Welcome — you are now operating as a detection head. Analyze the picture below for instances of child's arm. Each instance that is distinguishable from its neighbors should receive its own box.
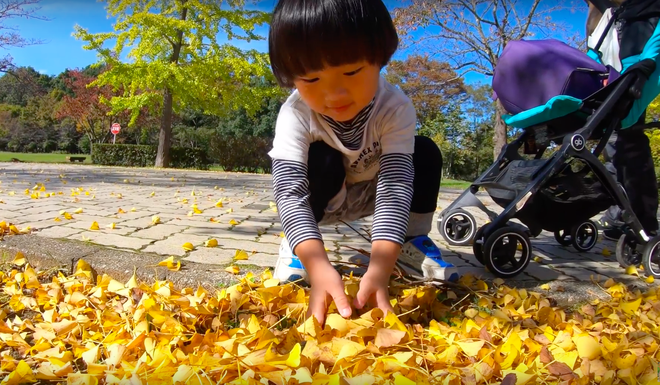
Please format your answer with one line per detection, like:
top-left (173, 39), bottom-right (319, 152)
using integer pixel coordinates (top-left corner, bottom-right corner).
top-left (270, 105), bottom-right (353, 323)
top-left (355, 102), bottom-right (416, 311)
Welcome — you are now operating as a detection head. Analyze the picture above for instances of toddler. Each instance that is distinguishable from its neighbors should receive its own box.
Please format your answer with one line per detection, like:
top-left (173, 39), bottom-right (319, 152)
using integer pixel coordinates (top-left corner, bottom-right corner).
top-left (267, 0), bottom-right (460, 325)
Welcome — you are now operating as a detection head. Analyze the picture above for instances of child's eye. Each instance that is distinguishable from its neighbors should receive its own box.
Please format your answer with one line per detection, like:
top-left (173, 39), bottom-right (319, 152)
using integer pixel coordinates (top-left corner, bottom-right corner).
top-left (344, 67), bottom-right (363, 76)
top-left (300, 77), bottom-right (319, 83)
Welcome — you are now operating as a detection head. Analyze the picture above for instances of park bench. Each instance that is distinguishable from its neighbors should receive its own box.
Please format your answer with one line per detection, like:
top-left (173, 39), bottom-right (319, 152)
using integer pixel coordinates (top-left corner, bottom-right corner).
top-left (66, 156), bottom-right (86, 163)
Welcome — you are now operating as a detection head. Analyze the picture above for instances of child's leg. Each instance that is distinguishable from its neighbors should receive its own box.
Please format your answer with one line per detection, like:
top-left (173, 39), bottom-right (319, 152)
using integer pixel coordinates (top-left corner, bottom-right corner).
top-left (398, 135), bottom-right (460, 282)
top-left (407, 135), bottom-right (443, 239)
top-left (307, 141), bottom-right (346, 222)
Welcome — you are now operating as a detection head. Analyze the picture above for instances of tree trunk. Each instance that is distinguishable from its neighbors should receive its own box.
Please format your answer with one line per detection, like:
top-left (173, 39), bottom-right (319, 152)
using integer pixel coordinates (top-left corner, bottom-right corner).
top-left (155, 2), bottom-right (187, 168)
top-left (493, 100), bottom-right (508, 159)
top-left (155, 88), bottom-right (174, 167)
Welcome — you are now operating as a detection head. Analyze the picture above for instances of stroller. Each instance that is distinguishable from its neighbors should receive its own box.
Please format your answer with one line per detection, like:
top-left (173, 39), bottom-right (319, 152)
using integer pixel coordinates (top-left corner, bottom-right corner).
top-left (437, 0), bottom-right (660, 279)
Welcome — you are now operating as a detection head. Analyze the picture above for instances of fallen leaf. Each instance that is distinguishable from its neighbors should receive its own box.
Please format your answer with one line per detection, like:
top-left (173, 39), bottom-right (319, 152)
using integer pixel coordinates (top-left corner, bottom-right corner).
top-left (158, 256), bottom-right (181, 272)
top-left (205, 239), bottom-right (218, 247)
top-left (225, 265), bottom-right (240, 275)
top-left (89, 222), bottom-right (100, 231)
top-left (182, 242), bottom-right (195, 251)
top-left (234, 250), bottom-right (249, 261)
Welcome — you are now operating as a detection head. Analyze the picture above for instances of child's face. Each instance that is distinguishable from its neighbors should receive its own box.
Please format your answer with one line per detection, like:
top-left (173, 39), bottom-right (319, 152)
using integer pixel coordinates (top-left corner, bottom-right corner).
top-left (293, 61), bottom-right (380, 122)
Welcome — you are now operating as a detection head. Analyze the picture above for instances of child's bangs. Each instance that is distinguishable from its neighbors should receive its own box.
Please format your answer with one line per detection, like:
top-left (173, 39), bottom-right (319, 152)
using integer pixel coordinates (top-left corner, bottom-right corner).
top-left (279, 32), bottom-right (377, 81)
top-left (268, 0), bottom-right (399, 87)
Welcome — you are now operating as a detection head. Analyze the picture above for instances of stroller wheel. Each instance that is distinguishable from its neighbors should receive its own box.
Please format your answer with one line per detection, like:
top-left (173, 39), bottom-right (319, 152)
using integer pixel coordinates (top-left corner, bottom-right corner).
top-left (643, 235), bottom-right (660, 279)
top-left (439, 209), bottom-right (477, 247)
top-left (553, 229), bottom-right (572, 246)
top-left (570, 220), bottom-right (598, 252)
top-left (616, 233), bottom-right (642, 268)
top-left (483, 226), bottom-right (532, 278)
top-left (472, 224), bottom-right (492, 265)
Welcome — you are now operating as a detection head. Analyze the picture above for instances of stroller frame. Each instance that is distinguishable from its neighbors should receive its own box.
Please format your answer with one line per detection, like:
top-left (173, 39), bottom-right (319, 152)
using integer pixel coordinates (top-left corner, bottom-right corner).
top-left (437, 59), bottom-right (657, 279)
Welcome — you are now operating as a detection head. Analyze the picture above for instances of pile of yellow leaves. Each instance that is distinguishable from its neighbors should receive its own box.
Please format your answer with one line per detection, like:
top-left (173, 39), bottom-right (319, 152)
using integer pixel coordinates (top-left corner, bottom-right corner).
top-left (1, 253), bottom-right (660, 385)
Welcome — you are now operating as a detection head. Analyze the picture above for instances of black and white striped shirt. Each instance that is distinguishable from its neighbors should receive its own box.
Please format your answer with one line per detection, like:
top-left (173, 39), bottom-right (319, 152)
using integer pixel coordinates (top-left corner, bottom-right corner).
top-left (272, 99), bottom-right (414, 253)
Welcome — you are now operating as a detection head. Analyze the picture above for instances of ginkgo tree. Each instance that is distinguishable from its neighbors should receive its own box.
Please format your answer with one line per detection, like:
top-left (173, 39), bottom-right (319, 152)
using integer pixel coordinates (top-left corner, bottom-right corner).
top-left (73, 0), bottom-right (283, 167)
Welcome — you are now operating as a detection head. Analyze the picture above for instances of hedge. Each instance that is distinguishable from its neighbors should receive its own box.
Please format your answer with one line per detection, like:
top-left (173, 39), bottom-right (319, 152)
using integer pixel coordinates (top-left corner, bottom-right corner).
top-left (91, 144), bottom-right (210, 170)
top-left (207, 136), bottom-right (272, 174)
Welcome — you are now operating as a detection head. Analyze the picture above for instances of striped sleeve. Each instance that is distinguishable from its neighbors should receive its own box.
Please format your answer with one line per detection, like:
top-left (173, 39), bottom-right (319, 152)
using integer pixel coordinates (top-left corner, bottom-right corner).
top-left (271, 159), bottom-right (322, 253)
top-left (371, 153), bottom-right (414, 245)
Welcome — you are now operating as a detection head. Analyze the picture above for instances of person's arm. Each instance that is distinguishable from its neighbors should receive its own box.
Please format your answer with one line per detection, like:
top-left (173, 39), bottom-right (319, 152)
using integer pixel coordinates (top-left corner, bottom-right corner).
top-left (368, 153), bottom-right (414, 278)
top-left (268, 104), bottom-right (333, 275)
top-left (366, 101), bottom-right (417, 280)
top-left (271, 159), bottom-right (331, 274)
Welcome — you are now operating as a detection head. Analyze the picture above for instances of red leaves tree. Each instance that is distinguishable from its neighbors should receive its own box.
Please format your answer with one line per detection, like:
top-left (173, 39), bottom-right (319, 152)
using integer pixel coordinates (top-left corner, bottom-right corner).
top-left (384, 54), bottom-right (467, 123)
top-left (55, 69), bottom-right (114, 145)
top-left (55, 69), bottom-right (156, 149)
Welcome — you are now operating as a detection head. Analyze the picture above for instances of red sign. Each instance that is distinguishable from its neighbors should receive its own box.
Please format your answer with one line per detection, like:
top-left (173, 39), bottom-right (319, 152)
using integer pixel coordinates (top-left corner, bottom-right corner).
top-left (111, 123), bottom-right (121, 135)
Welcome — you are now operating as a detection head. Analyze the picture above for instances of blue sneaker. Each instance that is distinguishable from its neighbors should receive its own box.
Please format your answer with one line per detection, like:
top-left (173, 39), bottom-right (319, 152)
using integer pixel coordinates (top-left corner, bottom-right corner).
top-left (398, 235), bottom-right (460, 282)
top-left (273, 237), bottom-right (309, 283)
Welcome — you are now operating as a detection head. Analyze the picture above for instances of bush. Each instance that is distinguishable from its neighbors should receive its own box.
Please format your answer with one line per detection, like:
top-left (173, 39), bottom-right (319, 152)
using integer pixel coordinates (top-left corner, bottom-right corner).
top-left (91, 144), bottom-right (210, 170)
top-left (208, 135), bottom-right (272, 173)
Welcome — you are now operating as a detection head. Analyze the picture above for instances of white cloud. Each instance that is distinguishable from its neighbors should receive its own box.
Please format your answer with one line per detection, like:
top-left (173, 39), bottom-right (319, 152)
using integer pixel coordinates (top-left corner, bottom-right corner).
top-left (38, 69), bottom-right (48, 74)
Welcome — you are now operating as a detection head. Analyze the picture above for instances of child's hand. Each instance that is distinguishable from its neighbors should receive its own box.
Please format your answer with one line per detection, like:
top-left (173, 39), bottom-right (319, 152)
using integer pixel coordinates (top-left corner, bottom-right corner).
top-left (308, 263), bottom-right (352, 326)
top-left (353, 270), bottom-right (394, 315)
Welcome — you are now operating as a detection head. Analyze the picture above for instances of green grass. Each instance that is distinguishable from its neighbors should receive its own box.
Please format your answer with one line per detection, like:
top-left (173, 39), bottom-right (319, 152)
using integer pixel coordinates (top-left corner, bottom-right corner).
top-left (0, 152), bottom-right (474, 190)
top-left (442, 178), bottom-right (471, 190)
top-left (0, 152), bottom-right (92, 164)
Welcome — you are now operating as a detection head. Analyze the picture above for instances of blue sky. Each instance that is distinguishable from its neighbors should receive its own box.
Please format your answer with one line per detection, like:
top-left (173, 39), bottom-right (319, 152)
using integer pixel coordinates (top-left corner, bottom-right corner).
top-left (8, 0), bottom-right (589, 85)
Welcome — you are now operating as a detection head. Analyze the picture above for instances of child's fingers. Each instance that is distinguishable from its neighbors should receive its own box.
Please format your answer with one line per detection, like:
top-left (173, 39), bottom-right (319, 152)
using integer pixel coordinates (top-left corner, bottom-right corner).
top-left (329, 285), bottom-right (353, 318)
top-left (376, 289), bottom-right (394, 315)
top-left (354, 283), bottom-right (374, 310)
top-left (307, 289), bottom-right (327, 326)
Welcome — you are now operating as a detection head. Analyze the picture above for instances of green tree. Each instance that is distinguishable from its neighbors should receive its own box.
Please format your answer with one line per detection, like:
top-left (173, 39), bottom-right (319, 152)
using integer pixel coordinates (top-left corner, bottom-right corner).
top-left (73, 0), bottom-right (283, 168)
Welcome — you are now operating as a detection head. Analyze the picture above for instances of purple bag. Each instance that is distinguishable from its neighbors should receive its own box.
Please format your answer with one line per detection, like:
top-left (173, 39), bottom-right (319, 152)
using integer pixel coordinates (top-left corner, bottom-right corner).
top-left (493, 39), bottom-right (614, 115)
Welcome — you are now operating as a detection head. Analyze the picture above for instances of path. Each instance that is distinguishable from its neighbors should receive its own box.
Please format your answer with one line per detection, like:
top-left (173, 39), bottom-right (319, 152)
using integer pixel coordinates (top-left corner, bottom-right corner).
top-left (0, 163), bottom-right (654, 304)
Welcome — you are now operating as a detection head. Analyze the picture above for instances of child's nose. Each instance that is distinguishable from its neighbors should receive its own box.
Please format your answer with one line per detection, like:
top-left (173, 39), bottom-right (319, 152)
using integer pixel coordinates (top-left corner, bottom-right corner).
top-left (324, 84), bottom-right (349, 100)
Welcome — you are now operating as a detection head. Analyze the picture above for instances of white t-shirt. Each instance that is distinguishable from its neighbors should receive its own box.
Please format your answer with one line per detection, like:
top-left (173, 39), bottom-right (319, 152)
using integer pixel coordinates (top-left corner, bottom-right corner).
top-left (268, 75), bottom-right (417, 183)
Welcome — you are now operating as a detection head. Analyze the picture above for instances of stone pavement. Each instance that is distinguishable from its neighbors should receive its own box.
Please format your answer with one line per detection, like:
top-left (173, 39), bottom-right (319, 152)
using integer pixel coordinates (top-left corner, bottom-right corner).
top-left (0, 163), bottom-right (654, 291)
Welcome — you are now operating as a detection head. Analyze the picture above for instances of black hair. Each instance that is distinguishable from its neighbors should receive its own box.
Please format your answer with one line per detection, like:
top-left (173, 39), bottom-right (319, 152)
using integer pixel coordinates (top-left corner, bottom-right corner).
top-left (268, 0), bottom-right (399, 88)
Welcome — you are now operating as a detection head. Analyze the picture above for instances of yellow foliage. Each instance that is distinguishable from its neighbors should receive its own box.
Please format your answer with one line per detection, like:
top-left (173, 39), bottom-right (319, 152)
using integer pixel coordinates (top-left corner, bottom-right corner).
top-left (2, 253), bottom-right (660, 384)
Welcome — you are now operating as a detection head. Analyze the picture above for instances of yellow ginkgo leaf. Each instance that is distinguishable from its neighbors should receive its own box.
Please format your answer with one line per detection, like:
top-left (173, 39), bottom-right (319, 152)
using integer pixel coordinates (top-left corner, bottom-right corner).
top-left (646, 275), bottom-right (655, 283)
top-left (107, 223), bottom-right (116, 229)
top-left (90, 222), bottom-right (100, 231)
top-left (602, 247), bottom-right (611, 257)
top-left (130, 207), bottom-right (136, 212)
top-left (117, 208), bottom-right (126, 214)
top-left (74, 208), bottom-right (83, 214)
top-left (225, 265), bottom-right (240, 275)
top-left (215, 200), bottom-right (223, 208)
top-left (54, 217), bottom-right (61, 222)
top-left (229, 219), bottom-right (238, 225)
top-left (540, 283), bottom-right (550, 290)
top-left (234, 250), bottom-right (249, 261)
top-left (152, 215), bottom-right (160, 225)
top-left (226, 208), bottom-right (233, 213)
top-left (625, 265), bottom-right (639, 276)
top-left (158, 256), bottom-right (181, 272)
top-left (12, 252), bottom-right (26, 266)
top-left (205, 239), bottom-right (218, 247)
top-left (150, 191), bottom-right (155, 197)
top-left (182, 242), bottom-right (195, 251)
